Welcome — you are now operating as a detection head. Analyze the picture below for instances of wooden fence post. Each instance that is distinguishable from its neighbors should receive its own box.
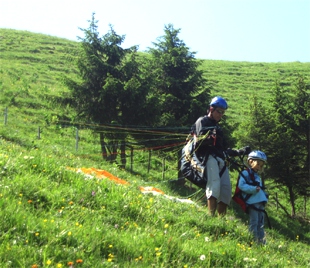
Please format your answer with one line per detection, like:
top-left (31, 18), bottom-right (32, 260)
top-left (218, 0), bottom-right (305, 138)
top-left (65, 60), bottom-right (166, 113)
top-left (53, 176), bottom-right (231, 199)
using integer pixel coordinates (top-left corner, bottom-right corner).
top-left (130, 147), bottom-right (133, 172)
top-left (37, 126), bottom-right (41, 139)
top-left (162, 158), bottom-right (165, 180)
top-left (148, 150), bottom-right (151, 173)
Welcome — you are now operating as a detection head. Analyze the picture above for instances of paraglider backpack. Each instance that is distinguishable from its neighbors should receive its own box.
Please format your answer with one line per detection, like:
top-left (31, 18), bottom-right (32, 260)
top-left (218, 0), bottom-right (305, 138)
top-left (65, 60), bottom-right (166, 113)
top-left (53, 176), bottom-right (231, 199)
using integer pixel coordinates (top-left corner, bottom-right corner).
top-left (232, 168), bottom-right (255, 213)
top-left (180, 134), bottom-right (226, 189)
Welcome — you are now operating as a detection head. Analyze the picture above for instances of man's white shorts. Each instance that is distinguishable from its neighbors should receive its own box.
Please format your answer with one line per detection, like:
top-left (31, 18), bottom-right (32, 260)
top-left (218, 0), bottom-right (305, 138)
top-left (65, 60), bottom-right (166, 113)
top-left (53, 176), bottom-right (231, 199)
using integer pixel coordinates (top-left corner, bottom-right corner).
top-left (205, 155), bottom-right (231, 205)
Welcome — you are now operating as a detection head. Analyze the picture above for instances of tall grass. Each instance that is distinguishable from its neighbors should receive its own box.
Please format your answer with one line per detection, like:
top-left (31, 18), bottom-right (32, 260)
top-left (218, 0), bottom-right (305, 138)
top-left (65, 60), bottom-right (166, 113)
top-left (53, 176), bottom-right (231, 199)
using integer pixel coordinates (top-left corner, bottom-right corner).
top-left (1, 138), bottom-right (310, 267)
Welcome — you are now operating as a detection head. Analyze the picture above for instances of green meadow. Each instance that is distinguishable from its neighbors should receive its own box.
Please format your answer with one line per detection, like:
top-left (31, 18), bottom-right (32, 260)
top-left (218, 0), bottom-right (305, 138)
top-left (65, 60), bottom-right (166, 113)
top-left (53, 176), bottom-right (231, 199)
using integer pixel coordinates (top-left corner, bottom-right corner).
top-left (0, 28), bottom-right (310, 267)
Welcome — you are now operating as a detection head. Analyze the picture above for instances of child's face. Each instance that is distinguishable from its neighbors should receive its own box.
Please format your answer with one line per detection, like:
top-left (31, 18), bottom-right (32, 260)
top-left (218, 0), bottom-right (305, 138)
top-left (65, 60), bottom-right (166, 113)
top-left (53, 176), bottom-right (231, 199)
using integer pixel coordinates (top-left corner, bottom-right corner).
top-left (249, 159), bottom-right (265, 173)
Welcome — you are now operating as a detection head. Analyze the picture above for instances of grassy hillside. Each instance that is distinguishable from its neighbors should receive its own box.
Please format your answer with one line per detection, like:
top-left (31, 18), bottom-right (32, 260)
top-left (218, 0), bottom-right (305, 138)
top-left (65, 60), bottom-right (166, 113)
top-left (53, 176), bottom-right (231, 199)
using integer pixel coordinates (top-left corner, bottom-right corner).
top-left (0, 28), bottom-right (310, 267)
top-left (200, 58), bottom-right (310, 123)
top-left (1, 28), bottom-right (309, 125)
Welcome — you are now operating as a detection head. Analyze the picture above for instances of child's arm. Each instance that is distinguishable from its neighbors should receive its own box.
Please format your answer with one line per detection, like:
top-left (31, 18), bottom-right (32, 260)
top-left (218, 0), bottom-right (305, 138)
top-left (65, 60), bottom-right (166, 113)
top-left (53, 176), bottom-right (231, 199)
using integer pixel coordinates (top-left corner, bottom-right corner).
top-left (238, 171), bottom-right (258, 194)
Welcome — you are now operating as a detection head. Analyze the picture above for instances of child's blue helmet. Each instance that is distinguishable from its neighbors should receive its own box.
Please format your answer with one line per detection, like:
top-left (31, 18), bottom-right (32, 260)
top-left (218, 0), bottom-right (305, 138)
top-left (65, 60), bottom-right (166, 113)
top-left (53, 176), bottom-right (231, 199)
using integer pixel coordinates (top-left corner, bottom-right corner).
top-left (210, 96), bottom-right (228, 110)
top-left (248, 150), bottom-right (267, 162)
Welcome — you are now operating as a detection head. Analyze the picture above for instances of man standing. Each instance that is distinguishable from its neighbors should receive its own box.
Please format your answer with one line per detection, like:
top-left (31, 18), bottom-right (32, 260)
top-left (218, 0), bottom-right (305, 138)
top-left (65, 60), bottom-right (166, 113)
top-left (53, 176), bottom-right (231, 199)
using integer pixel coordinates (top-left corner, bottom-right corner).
top-left (191, 96), bottom-right (230, 216)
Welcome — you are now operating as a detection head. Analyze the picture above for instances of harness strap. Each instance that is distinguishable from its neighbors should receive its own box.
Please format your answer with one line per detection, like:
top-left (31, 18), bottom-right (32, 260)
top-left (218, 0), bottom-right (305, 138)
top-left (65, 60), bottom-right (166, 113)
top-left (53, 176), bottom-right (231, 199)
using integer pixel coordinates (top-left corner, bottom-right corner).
top-left (219, 164), bottom-right (226, 177)
top-left (211, 153), bottom-right (226, 178)
top-left (239, 169), bottom-right (254, 202)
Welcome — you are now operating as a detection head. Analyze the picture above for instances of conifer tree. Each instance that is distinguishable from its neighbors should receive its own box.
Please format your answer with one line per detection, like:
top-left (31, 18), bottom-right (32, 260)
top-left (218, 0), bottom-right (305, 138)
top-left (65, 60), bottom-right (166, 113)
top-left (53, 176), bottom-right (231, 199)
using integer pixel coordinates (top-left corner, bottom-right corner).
top-left (265, 77), bottom-right (310, 216)
top-left (236, 77), bottom-right (310, 216)
top-left (147, 24), bottom-right (210, 127)
top-left (289, 76), bottom-right (310, 198)
top-left (65, 14), bottom-right (155, 165)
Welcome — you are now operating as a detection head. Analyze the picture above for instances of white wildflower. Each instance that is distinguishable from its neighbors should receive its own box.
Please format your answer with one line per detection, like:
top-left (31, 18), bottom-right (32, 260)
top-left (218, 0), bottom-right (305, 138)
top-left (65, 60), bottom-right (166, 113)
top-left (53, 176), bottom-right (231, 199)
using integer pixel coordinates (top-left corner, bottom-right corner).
top-left (200, 255), bottom-right (206, 261)
top-left (243, 257), bottom-right (257, 262)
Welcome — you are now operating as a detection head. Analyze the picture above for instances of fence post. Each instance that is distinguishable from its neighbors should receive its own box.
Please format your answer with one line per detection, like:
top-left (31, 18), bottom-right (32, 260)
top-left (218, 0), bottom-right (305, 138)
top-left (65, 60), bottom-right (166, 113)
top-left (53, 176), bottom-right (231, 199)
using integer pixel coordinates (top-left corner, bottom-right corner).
top-left (130, 147), bottom-right (133, 172)
top-left (75, 128), bottom-right (79, 151)
top-left (4, 107), bottom-right (7, 125)
top-left (162, 158), bottom-right (165, 180)
top-left (37, 126), bottom-right (41, 139)
top-left (148, 150), bottom-right (151, 173)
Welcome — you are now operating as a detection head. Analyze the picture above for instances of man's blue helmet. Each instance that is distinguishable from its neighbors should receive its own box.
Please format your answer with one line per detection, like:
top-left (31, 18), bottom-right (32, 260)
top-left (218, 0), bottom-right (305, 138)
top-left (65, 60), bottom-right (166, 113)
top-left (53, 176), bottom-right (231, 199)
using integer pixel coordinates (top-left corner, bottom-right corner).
top-left (248, 150), bottom-right (267, 162)
top-left (210, 96), bottom-right (228, 110)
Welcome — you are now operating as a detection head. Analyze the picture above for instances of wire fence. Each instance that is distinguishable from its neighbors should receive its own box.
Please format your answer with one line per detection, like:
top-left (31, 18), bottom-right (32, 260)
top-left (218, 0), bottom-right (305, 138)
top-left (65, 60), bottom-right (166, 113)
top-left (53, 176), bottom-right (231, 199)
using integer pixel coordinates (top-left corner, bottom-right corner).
top-left (2, 107), bottom-right (309, 218)
top-left (2, 107), bottom-right (188, 180)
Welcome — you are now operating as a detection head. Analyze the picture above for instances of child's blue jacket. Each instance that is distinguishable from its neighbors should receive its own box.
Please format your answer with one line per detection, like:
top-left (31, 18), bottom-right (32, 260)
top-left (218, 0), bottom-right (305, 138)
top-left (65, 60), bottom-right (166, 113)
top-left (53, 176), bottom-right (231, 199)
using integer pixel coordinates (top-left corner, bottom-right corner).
top-left (238, 168), bottom-right (268, 205)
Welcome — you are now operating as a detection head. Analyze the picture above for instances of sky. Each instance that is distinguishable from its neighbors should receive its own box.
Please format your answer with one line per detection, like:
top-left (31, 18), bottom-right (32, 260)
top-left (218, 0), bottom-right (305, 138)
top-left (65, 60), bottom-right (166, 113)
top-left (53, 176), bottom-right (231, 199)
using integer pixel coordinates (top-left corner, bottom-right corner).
top-left (1, 0), bottom-right (309, 63)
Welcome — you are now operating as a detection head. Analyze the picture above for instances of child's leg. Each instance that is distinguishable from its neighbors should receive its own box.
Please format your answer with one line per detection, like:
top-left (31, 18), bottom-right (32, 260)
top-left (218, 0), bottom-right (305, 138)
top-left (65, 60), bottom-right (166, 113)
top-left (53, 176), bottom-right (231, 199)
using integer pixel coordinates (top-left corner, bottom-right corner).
top-left (257, 203), bottom-right (266, 244)
top-left (248, 207), bottom-right (259, 241)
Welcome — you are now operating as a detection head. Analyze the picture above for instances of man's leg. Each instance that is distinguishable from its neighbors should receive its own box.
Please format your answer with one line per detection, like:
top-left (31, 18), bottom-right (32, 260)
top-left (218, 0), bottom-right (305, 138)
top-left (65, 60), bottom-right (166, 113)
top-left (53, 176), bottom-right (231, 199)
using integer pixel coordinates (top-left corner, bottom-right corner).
top-left (206, 156), bottom-right (220, 216)
top-left (208, 196), bottom-right (217, 216)
top-left (217, 166), bottom-right (231, 216)
top-left (217, 201), bottom-right (227, 216)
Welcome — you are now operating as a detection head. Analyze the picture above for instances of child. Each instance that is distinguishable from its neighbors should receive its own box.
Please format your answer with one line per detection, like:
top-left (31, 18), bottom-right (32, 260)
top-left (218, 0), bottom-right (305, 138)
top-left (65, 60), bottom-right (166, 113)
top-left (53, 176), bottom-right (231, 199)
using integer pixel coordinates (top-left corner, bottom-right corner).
top-left (238, 150), bottom-right (268, 244)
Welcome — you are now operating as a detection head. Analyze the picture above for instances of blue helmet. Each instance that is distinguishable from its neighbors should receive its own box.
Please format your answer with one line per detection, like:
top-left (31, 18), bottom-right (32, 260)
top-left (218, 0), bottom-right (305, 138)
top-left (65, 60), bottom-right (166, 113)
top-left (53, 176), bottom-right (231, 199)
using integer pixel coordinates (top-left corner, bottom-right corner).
top-left (210, 96), bottom-right (228, 110)
top-left (248, 150), bottom-right (267, 162)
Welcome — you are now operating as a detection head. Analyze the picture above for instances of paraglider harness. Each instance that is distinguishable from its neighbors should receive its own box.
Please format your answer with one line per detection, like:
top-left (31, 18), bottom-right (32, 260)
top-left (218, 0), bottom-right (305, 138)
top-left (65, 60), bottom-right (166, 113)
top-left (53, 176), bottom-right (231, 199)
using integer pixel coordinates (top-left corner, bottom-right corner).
top-left (180, 129), bottom-right (227, 189)
top-left (180, 128), bottom-right (247, 190)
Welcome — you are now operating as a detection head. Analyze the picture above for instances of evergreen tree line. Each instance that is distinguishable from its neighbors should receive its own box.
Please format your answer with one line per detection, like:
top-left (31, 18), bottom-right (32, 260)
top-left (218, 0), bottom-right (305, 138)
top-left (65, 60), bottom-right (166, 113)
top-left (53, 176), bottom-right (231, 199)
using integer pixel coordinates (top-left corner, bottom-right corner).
top-left (65, 14), bottom-right (309, 217)
top-left (65, 14), bottom-right (210, 163)
top-left (235, 76), bottom-right (310, 216)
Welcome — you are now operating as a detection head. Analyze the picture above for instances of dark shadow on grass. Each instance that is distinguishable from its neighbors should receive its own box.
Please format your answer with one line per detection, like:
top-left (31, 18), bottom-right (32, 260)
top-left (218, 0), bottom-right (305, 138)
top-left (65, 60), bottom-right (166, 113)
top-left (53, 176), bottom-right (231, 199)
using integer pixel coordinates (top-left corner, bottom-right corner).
top-left (230, 202), bottom-right (310, 244)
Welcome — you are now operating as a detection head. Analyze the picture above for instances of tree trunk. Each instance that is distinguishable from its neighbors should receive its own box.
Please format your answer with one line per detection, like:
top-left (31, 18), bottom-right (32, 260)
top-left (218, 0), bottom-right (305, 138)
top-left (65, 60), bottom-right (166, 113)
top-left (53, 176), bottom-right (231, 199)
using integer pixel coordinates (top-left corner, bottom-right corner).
top-left (272, 196), bottom-right (291, 217)
top-left (120, 140), bottom-right (126, 169)
top-left (288, 185), bottom-right (296, 217)
top-left (100, 132), bottom-right (108, 160)
top-left (110, 140), bottom-right (118, 161)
